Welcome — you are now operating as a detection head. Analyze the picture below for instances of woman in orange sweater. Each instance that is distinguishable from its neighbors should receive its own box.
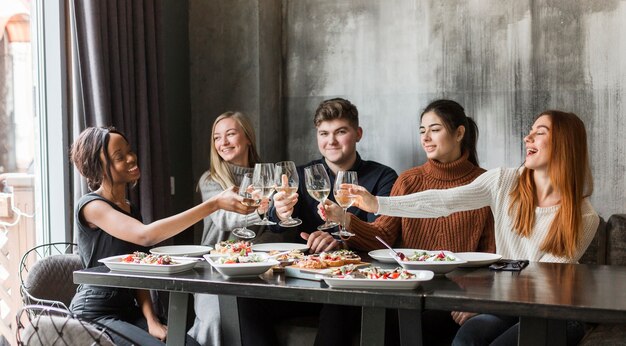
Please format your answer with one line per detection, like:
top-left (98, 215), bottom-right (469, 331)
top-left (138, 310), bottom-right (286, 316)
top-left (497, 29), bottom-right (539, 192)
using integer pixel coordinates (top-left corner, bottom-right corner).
top-left (324, 99), bottom-right (494, 253)
top-left (322, 99), bottom-right (495, 345)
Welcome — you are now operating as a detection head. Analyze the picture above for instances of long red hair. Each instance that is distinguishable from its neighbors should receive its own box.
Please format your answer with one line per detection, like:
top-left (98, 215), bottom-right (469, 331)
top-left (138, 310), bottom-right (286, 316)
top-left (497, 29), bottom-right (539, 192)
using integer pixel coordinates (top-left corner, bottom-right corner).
top-left (508, 111), bottom-right (593, 259)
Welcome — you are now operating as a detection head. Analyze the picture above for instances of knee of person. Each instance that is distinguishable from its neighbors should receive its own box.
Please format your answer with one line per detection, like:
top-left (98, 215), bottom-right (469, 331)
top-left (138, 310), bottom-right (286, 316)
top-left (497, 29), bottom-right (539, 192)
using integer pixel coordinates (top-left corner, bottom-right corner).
top-left (452, 317), bottom-right (491, 346)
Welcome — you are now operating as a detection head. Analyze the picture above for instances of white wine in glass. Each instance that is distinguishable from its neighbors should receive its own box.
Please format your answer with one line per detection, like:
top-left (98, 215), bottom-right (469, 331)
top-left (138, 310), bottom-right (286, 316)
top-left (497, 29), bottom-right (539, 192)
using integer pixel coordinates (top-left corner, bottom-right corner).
top-left (232, 173), bottom-right (259, 239)
top-left (274, 161), bottom-right (303, 227)
top-left (332, 170), bottom-right (358, 239)
top-left (304, 164), bottom-right (338, 230)
top-left (253, 163), bottom-right (277, 226)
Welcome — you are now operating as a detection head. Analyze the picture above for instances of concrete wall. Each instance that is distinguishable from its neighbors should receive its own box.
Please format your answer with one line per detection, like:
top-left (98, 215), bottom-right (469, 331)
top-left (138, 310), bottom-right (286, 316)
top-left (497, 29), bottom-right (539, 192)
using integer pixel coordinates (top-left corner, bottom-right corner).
top-left (189, 0), bottom-right (626, 219)
top-left (189, 0), bottom-right (282, 183)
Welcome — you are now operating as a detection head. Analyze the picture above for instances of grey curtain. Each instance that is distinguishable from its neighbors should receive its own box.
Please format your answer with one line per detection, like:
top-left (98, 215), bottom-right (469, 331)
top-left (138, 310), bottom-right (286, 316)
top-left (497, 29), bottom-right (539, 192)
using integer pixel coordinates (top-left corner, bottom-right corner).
top-left (69, 0), bottom-right (170, 225)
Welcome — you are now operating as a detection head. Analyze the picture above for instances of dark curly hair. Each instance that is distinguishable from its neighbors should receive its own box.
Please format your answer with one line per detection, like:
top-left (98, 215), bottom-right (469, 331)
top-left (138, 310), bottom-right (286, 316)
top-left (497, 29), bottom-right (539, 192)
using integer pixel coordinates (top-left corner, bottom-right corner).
top-left (70, 126), bottom-right (128, 191)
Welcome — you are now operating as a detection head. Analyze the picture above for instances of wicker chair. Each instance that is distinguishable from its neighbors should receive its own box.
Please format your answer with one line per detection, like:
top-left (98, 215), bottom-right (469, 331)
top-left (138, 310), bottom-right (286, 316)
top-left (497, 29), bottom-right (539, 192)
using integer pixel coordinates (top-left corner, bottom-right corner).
top-left (19, 242), bottom-right (82, 312)
top-left (16, 305), bottom-right (139, 346)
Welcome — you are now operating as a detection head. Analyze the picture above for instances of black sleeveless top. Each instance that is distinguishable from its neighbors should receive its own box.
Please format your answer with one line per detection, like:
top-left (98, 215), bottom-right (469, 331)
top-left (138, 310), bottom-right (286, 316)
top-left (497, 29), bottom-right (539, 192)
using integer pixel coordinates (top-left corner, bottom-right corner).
top-left (75, 193), bottom-right (149, 269)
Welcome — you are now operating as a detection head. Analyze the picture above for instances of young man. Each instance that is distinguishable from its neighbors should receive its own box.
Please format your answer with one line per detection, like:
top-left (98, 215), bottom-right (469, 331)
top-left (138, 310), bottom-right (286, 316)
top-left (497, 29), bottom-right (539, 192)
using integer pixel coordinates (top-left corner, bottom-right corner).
top-left (239, 99), bottom-right (397, 346)
top-left (270, 98), bottom-right (398, 252)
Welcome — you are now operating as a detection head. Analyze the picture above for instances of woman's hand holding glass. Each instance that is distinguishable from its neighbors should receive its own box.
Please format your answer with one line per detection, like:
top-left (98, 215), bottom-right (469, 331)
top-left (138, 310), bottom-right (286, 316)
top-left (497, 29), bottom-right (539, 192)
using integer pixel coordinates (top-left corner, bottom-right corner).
top-left (211, 186), bottom-right (257, 215)
top-left (340, 183), bottom-right (379, 214)
top-left (317, 200), bottom-right (345, 227)
top-left (232, 173), bottom-right (259, 239)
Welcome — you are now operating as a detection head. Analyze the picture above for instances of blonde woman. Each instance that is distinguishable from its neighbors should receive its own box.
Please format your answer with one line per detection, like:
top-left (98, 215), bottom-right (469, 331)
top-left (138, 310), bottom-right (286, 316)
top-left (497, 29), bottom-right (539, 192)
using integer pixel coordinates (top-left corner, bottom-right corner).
top-left (189, 111), bottom-right (268, 346)
top-left (197, 111), bottom-right (265, 246)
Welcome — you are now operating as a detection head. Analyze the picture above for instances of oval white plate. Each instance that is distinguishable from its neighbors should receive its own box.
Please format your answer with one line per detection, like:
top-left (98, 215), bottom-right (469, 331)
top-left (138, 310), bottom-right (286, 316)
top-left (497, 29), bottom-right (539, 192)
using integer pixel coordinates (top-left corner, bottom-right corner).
top-left (455, 252), bottom-right (502, 268)
top-left (204, 253), bottom-right (280, 278)
top-left (394, 250), bottom-right (466, 275)
top-left (368, 248), bottom-right (423, 263)
top-left (323, 270), bottom-right (434, 290)
top-left (99, 255), bottom-right (197, 274)
top-left (150, 245), bottom-right (213, 257)
top-left (251, 243), bottom-right (309, 252)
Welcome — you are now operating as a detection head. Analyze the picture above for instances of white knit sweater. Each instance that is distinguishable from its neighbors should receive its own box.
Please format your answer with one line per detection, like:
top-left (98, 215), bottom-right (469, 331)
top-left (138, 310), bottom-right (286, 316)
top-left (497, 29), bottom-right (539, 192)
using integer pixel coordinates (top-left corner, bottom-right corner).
top-left (377, 167), bottom-right (599, 263)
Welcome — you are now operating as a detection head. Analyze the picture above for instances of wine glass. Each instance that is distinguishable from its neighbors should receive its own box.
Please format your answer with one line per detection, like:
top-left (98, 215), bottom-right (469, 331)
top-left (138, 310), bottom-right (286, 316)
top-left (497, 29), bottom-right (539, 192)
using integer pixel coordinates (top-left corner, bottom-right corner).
top-left (232, 173), bottom-right (260, 239)
top-left (304, 164), bottom-right (339, 230)
top-left (253, 163), bottom-right (277, 226)
top-left (274, 161), bottom-right (303, 227)
top-left (332, 171), bottom-right (358, 239)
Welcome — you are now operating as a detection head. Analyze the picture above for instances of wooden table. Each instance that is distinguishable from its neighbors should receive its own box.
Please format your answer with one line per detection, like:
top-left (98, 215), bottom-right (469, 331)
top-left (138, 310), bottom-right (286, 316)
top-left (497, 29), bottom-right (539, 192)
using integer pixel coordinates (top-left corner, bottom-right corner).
top-left (73, 261), bottom-right (423, 346)
top-left (74, 260), bottom-right (626, 346)
top-left (421, 262), bottom-right (626, 345)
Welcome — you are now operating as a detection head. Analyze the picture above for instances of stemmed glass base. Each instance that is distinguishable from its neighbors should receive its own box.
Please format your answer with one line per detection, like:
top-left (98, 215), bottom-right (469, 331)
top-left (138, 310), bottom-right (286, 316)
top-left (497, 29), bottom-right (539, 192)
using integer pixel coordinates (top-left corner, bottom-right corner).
top-left (278, 217), bottom-right (302, 227)
top-left (331, 230), bottom-right (355, 238)
top-left (232, 227), bottom-right (256, 239)
top-left (255, 218), bottom-right (276, 226)
top-left (317, 221), bottom-right (339, 230)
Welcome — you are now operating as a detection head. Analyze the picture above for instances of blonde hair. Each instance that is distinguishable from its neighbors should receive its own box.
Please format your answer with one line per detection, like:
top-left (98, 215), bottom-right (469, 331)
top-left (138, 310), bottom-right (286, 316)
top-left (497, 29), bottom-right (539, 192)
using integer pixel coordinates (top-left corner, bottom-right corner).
top-left (508, 110), bottom-right (593, 259)
top-left (207, 111), bottom-right (261, 189)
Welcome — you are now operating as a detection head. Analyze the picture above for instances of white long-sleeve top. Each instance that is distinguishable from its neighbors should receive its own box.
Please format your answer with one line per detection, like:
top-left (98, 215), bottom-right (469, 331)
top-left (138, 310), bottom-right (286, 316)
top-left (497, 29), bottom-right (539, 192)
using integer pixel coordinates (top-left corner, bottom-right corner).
top-left (377, 167), bottom-right (599, 263)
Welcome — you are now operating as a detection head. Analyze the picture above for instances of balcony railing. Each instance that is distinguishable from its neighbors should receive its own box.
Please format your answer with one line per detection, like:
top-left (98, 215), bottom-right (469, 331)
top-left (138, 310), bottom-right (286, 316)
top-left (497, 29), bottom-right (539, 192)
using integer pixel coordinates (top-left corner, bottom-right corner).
top-left (0, 173), bottom-right (35, 345)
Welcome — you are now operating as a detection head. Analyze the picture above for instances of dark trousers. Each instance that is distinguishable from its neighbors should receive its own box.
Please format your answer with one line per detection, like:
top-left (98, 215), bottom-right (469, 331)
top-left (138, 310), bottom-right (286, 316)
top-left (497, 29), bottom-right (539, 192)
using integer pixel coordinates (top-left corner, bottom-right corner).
top-left (318, 306), bottom-right (459, 346)
top-left (239, 298), bottom-right (362, 346)
top-left (71, 285), bottom-right (199, 346)
top-left (452, 314), bottom-right (585, 346)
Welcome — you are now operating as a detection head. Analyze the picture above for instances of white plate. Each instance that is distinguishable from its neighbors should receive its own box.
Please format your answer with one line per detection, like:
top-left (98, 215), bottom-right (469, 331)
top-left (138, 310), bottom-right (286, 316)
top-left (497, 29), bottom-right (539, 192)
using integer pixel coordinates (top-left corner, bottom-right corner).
top-left (368, 248), bottom-right (422, 263)
top-left (150, 245), bottom-right (213, 257)
top-left (323, 270), bottom-right (434, 289)
top-left (455, 252), bottom-right (502, 268)
top-left (251, 243), bottom-right (309, 252)
top-left (99, 255), bottom-right (198, 274)
top-left (394, 250), bottom-right (467, 275)
top-left (204, 253), bottom-right (280, 278)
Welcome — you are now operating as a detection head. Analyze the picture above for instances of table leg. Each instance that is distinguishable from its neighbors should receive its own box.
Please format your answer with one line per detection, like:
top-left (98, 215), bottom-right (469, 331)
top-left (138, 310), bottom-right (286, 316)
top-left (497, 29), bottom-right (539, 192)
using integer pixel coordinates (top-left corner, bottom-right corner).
top-left (398, 309), bottom-right (422, 346)
top-left (519, 317), bottom-right (566, 346)
top-left (219, 295), bottom-right (241, 346)
top-left (167, 292), bottom-right (189, 346)
top-left (361, 307), bottom-right (385, 346)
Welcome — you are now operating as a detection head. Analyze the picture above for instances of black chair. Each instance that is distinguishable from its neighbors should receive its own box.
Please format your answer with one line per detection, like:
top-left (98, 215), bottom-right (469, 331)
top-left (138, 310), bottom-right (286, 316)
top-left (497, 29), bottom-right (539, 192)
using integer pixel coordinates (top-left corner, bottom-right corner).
top-left (16, 305), bottom-right (140, 346)
top-left (19, 242), bottom-right (82, 312)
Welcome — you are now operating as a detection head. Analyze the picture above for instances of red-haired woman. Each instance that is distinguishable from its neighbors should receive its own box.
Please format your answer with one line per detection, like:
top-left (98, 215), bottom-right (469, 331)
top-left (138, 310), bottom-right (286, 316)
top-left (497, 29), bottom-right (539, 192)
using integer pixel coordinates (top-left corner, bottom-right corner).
top-left (348, 111), bottom-right (599, 345)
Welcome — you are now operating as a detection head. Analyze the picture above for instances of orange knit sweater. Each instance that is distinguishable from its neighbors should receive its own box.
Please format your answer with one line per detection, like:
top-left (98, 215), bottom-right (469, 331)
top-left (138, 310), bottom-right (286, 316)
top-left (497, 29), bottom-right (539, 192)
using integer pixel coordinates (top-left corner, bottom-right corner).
top-left (347, 152), bottom-right (495, 253)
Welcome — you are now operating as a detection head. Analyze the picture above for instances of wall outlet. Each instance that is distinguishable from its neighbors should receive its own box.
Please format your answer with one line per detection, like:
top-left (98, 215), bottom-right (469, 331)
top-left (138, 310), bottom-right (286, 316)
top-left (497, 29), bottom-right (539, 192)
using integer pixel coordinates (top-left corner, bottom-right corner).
top-left (0, 193), bottom-right (13, 218)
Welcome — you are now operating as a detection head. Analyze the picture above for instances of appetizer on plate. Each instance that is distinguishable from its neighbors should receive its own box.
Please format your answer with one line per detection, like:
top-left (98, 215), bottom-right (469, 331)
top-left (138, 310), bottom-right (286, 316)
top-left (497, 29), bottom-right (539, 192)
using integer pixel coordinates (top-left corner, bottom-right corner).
top-left (270, 249), bottom-right (306, 262)
top-left (121, 251), bottom-right (175, 265)
top-left (400, 250), bottom-right (458, 262)
top-left (296, 256), bottom-right (329, 269)
top-left (318, 252), bottom-right (345, 267)
top-left (329, 249), bottom-right (361, 264)
top-left (293, 250), bottom-right (365, 269)
top-left (217, 252), bottom-right (267, 264)
top-left (330, 265), bottom-right (416, 280)
top-left (212, 240), bottom-right (252, 255)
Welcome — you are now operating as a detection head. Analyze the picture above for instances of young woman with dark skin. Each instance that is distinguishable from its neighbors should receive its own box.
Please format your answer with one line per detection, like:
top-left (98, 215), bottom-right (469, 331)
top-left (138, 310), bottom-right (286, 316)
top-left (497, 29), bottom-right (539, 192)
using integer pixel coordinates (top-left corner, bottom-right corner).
top-left (69, 127), bottom-right (254, 346)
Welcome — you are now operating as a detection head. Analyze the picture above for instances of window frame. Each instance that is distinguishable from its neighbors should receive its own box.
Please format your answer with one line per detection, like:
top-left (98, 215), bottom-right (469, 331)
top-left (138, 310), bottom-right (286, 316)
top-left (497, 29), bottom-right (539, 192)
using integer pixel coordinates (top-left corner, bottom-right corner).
top-left (32, 0), bottom-right (72, 243)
